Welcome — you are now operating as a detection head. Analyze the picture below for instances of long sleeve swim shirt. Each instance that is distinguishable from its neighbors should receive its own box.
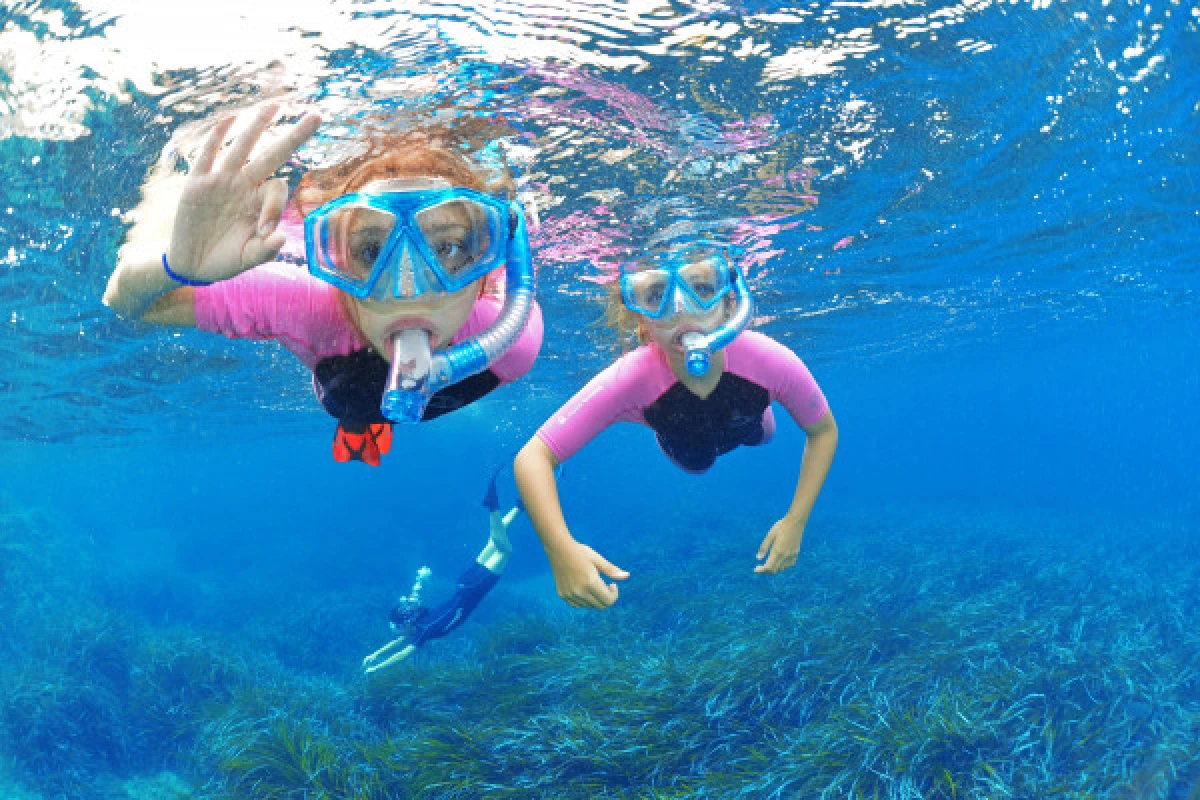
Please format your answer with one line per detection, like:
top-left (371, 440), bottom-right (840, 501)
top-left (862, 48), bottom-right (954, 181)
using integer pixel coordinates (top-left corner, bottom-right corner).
top-left (536, 332), bottom-right (828, 472)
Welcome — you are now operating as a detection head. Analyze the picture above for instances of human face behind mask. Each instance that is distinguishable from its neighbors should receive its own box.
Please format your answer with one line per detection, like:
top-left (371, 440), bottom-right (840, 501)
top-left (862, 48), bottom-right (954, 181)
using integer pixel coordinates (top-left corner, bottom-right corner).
top-left (621, 248), bottom-right (735, 355)
top-left (640, 296), bottom-right (731, 355)
top-left (307, 178), bottom-right (510, 358)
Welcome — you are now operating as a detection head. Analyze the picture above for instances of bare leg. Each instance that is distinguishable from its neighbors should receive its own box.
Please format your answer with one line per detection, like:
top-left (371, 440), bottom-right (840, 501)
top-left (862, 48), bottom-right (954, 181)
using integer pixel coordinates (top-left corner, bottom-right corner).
top-left (479, 507), bottom-right (518, 572)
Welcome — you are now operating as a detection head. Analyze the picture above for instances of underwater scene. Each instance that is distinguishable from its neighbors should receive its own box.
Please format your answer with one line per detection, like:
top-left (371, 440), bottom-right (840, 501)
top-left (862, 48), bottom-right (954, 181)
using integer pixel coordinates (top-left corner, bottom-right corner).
top-left (1, 0), bottom-right (1198, 797)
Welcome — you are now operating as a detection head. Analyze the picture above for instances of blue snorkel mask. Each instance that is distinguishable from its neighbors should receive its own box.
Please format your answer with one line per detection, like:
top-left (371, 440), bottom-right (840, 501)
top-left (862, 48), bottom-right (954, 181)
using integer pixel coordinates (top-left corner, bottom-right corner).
top-left (305, 178), bottom-right (536, 423)
top-left (619, 242), bottom-right (754, 376)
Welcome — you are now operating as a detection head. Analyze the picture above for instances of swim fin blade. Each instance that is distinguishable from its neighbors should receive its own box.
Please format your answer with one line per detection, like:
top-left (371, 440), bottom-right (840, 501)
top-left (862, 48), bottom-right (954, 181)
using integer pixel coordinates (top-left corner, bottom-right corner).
top-left (332, 422), bottom-right (390, 466)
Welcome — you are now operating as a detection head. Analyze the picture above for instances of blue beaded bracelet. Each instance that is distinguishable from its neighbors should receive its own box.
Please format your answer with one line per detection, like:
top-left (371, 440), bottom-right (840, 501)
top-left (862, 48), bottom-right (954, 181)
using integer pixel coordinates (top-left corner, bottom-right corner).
top-left (161, 253), bottom-right (213, 287)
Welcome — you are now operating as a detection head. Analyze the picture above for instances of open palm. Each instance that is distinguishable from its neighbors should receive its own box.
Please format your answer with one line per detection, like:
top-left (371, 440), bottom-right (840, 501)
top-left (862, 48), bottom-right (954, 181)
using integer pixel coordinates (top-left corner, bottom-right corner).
top-left (167, 104), bottom-right (320, 284)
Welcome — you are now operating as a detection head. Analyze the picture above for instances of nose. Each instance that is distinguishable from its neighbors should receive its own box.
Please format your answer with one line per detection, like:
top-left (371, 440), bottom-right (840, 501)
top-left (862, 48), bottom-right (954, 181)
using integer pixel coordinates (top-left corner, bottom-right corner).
top-left (380, 245), bottom-right (418, 299)
top-left (671, 287), bottom-right (689, 314)
top-left (396, 253), bottom-right (416, 298)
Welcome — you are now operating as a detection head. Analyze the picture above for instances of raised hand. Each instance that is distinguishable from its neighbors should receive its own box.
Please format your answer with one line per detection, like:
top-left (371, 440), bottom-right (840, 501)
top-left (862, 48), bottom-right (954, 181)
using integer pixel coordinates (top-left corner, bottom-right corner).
top-left (166, 104), bottom-right (321, 284)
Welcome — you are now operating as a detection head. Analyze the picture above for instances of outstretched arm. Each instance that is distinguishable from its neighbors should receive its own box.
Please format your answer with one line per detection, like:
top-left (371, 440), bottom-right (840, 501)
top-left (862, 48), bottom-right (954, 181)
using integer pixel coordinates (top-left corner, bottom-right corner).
top-left (103, 104), bottom-right (320, 322)
top-left (756, 411), bottom-right (838, 574)
top-left (514, 437), bottom-right (628, 609)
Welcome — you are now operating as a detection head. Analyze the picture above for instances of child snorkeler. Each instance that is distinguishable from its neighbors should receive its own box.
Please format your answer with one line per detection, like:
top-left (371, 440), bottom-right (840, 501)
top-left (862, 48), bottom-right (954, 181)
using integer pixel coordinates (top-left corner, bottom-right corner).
top-left (514, 239), bottom-right (838, 609)
top-left (362, 469), bottom-right (520, 675)
top-left (104, 104), bottom-right (543, 458)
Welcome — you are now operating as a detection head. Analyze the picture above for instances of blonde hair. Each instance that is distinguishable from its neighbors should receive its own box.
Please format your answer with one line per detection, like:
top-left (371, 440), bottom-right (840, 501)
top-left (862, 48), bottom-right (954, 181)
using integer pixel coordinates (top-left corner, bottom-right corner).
top-left (600, 279), bottom-right (647, 352)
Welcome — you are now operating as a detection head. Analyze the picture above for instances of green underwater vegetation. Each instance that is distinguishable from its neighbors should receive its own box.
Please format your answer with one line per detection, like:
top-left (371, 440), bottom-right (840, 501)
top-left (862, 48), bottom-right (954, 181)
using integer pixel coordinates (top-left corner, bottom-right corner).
top-left (1, 494), bottom-right (1198, 799)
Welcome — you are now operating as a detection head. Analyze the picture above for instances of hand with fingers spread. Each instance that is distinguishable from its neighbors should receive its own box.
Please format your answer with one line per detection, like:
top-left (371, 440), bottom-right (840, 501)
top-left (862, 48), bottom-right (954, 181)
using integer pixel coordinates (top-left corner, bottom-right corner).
top-left (102, 107), bottom-right (550, 681)
top-left (166, 104), bottom-right (321, 285)
top-left (547, 540), bottom-right (628, 609)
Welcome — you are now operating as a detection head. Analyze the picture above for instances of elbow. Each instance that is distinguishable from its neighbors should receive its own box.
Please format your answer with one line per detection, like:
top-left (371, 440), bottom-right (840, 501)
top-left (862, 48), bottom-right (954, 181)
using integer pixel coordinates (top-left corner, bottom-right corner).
top-left (101, 272), bottom-right (120, 311)
top-left (514, 436), bottom-right (557, 482)
top-left (808, 411), bottom-right (838, 451)
top-left (103, 295), bottom-right (145, 323)
top-left (101, 279), bottom-right (135, 320)
top-left (513, 441), bottom-right (532, 486)
top-left (513, 439), bottom-right (540, 479)
top-left (101, 269), bottom-right (147, 321)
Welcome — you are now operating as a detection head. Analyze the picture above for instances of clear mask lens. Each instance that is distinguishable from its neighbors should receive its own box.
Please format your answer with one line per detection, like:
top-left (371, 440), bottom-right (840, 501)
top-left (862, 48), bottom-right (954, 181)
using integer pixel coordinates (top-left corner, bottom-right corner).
top-left (313, 203), bottom-right (399, 288)
top-left (413, 199), bottom-right (499, 279)
top-left (307, 189), bottom-right (511, 299)
top-left (622, 254), bottom-right (732, 318)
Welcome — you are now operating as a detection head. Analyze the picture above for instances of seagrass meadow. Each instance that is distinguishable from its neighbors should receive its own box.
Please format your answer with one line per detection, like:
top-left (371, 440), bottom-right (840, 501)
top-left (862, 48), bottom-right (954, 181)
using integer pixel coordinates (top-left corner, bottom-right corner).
top-left (3, 492), bottom-right (1198, 799)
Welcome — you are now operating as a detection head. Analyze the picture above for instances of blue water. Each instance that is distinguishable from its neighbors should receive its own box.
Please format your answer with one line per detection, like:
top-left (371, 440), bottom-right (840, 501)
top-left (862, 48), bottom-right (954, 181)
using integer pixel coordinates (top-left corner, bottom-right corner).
top-left (1, 0), bottom-right (1198, 798)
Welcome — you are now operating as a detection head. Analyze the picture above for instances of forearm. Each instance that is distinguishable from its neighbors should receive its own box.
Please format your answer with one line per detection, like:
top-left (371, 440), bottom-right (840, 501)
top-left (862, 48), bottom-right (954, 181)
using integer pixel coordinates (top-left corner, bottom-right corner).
top-left (783, 413), bottom-right (838, 527)
top-left (513, 438), bottom-right (575, 559)
top-left (103, 249), bottom-right (192, 322)
top-left (103, 168), bottom-right (195, 322)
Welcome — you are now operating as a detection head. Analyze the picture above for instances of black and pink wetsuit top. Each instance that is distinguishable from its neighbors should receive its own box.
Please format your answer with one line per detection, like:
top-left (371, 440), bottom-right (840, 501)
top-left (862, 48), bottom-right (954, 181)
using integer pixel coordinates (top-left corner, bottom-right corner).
top-left (535, 331), bottom-right (829, 473)
top-left (193, 264), bottom-right (543, 425)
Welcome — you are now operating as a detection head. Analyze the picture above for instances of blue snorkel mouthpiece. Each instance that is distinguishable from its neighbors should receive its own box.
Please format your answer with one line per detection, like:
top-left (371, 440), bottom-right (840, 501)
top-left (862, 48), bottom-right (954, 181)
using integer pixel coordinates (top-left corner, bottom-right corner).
top-left (680, 262), bottom-right (754, 376)
top-left (682, 343), bottom-right (711, 377)
top-left (380, 205), bottom-right (536, 423)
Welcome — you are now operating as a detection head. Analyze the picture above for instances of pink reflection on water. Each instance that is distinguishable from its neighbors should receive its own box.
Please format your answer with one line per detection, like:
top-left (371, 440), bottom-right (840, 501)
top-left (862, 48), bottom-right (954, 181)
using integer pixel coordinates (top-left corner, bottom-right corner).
top-left (524, 64), bottom-right (777, 163)
top-left (529, 208), bottom-right (632, 279)
top-left (529, 64), bottom-right (677, 133)
top-left (718, 115), bottom-right (776, 150)
top-left (729, 213), bottom-right (813, 275)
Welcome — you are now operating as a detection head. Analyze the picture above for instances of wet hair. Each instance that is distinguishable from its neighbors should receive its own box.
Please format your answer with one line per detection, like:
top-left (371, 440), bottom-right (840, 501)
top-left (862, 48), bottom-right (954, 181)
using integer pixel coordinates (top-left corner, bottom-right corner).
top-left (389, 603), bottom-right (429, 631)
top-left (601, 279), bottom-right (647, 351)
top-left (292, 117), bottom-right (517, 214)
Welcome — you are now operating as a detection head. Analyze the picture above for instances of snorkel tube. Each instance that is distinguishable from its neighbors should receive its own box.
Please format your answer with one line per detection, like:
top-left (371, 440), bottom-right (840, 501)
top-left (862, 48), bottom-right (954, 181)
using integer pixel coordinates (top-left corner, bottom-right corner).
top-left (380, 205), bottom-right (536, 423)
top-left (680, 261), bottom-right (753, 377)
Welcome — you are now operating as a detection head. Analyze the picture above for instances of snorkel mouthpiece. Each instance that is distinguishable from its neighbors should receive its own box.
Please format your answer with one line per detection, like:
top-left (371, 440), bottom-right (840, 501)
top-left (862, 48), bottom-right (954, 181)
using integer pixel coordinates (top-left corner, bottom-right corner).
top-left (679, 263), bottom-right (754, 376)
top-left (681, 333), bottom-right (712, 376)
top-left (381, 328), bottom-right (433, 424)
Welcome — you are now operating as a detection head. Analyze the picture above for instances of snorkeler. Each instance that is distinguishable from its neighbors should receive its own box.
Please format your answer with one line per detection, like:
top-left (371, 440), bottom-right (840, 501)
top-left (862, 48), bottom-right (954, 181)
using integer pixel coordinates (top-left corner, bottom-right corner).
top-left (103, 104), bottom-right (543, 460)
top-left (362, 469), bottom-right (520, 675)
top-left (514, 238), bottom-right (838, 609)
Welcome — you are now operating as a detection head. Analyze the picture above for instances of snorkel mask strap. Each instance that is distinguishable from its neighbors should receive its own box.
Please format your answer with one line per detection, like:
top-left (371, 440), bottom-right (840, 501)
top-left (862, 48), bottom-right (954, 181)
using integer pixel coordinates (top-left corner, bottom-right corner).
top-left (680, 261), bottom-right (753, 377)
top-left (380, 203), bottom-right (536, 423)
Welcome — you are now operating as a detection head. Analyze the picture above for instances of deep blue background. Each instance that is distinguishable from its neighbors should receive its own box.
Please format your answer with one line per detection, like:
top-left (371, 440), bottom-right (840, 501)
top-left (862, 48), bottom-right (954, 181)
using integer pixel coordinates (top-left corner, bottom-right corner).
top-left (5, 304), bottom-right (1194, 604)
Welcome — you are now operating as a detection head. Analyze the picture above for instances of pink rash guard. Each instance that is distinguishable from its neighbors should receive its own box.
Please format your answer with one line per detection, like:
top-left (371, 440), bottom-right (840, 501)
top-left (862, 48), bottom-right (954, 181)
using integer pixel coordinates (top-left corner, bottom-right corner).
top-left (536, 330), bottom-right (828, 473)
top-left (194, 263), bottom-right (543, 420)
